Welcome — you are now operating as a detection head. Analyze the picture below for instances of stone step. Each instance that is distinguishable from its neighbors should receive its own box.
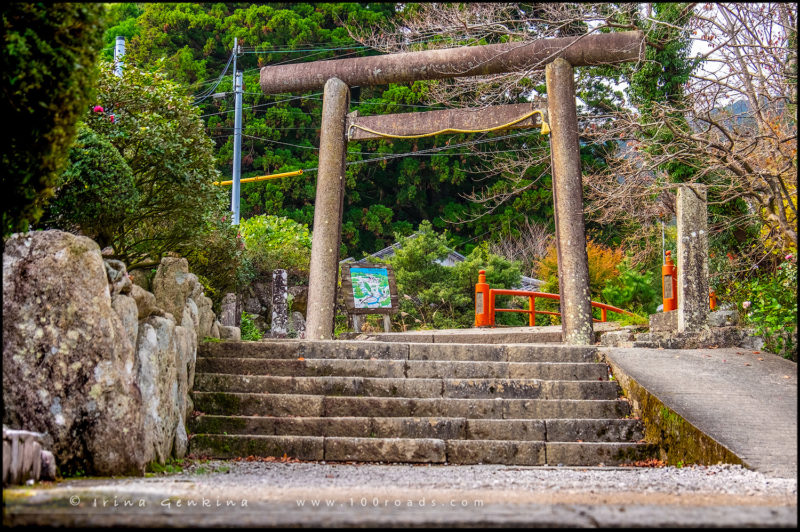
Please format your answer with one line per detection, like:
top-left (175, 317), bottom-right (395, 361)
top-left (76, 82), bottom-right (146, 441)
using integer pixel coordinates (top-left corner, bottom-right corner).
top-left (188, 434), bottom-right (654, 465)
top-left (191, 392), bottom-right (631, 419)
top-left (196, 357), bottom-right (608, 381)
top-left (199, 340), bottom-right (598, 363)
top-left (193, 374), bottom-right (620, 400)
top-left (341, 328), bottom-right (565, 344)
top-left (189, 415), bottom-right (644, 442)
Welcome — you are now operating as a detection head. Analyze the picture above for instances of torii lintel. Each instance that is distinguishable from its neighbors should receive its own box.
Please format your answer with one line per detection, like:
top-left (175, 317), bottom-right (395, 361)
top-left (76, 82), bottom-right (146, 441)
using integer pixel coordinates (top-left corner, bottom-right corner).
top-left (260, 31), bottom-right (643, 94)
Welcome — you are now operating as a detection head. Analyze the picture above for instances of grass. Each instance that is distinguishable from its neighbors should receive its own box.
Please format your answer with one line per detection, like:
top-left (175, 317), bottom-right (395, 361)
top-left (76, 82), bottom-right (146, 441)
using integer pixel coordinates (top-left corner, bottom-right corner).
top-left (145, 458), bottom-right (185, 475)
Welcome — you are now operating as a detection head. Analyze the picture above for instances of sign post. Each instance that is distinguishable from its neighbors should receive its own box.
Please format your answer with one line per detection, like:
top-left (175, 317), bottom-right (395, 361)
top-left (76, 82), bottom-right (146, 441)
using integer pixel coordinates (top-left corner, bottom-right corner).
top-left (340, 263), bottom-right (398, 333)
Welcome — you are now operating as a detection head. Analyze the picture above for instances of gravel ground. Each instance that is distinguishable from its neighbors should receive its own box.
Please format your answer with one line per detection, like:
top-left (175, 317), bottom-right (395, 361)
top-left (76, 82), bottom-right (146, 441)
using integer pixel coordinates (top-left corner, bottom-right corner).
top-left (177, 460), bottom-right (796, 498)
top-left (4, 462), bottom-right (796, 527)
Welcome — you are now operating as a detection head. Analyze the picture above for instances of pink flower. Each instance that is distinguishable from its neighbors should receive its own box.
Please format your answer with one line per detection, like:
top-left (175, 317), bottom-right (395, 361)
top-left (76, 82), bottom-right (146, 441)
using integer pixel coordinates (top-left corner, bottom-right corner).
top-left (93, 105), bottom-right (104, 113)
top-left (108, 114), bottom-right (115, 123)
top-left (786, 254), bottom-right (794, 261)
top-left (742, 301), bottom-right (751, 309)
top-left (221, 215), bottom-right (227, 222)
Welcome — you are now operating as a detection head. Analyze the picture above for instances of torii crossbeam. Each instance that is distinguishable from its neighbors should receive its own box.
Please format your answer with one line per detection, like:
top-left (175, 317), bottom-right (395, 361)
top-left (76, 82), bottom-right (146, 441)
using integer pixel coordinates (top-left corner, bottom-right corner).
top-left (259, 31), bottom-right (645, 342)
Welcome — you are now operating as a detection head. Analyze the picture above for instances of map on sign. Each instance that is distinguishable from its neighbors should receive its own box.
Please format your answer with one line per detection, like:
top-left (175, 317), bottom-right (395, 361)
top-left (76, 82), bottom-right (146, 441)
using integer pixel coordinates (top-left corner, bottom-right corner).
top-left (351, 267), bottom-right (392, 309)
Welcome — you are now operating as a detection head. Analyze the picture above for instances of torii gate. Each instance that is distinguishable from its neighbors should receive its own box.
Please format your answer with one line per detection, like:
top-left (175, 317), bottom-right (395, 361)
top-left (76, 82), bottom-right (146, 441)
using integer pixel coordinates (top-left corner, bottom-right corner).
top-left (259, 31), bottom-right (645, 343)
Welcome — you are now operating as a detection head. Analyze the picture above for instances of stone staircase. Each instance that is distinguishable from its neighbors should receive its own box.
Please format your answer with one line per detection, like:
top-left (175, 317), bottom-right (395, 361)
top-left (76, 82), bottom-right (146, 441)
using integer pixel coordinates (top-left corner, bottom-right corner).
top-left (189, 340), bottom-right (654, 465)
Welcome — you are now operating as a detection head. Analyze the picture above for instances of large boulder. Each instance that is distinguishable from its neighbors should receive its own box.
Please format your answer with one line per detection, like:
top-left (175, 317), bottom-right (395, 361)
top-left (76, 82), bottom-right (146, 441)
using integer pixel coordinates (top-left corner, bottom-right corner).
top-left (219, 325), bottom-right (241, 341)
top-left (104, 259), bottom-right (132, 297)
top-left (135, 315), bottom-right (180, 464)
top-left (151, 258), bottom-right (193, 321)
top-left (2, 231), bottom-right (146, 476)
top-left (111, 294), bottom-right (139, 363)
top-left (130, 284), bottom-right (160, 320)
top-left (183, 298), bottom-right (199, 331)
top-left (129, 269), bottom-right (151, 291)
top-left (195, 294), bottom-right (216, 341)
top-left (173, 324), bottom-right (197, 419)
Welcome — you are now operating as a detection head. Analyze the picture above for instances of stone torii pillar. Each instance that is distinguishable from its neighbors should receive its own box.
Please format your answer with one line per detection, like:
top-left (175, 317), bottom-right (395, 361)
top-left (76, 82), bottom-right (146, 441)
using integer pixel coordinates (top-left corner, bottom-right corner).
top-left (546, 58), bottom-right (593, 345)
top-left (305, 78), bottom-right (349, 340)
top-left (260, 31), bottom-right (645, 341)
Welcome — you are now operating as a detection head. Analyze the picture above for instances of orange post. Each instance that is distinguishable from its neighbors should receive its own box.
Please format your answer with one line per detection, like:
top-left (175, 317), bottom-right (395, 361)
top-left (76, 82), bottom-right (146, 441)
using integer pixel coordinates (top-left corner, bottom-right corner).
top-left (474, 270), bottom-right (492, 327)
top-left (662, 250), bottom-right (678, 312)
top-left (709, 290), bottom-right (717, 310)
top-left (529, 296), bottom-right (536, 326)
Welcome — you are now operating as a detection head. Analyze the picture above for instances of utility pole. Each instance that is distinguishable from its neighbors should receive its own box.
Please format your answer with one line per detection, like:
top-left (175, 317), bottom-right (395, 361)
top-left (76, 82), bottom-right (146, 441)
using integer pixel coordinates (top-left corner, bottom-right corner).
top-left (231, 37), bottom-right (242, 225)
top-left (113, 36), bottom-right (125, 77)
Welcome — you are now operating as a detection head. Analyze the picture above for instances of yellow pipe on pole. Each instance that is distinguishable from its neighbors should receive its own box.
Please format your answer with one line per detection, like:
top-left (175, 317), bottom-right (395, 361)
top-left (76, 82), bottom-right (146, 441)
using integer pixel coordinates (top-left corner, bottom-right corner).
top-left (214, 169), bottom-right (303, 186)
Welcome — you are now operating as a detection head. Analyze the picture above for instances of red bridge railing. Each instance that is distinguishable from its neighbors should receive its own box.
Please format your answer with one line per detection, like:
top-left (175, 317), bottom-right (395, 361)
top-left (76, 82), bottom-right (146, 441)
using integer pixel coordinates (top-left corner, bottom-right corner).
top-left (474, 270), bottom-right (637, 327)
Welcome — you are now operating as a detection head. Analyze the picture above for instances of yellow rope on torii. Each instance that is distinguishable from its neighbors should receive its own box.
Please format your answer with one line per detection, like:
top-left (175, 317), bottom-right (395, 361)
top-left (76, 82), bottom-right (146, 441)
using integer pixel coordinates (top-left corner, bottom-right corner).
top-left (348, 109), bottom-right (550, 140)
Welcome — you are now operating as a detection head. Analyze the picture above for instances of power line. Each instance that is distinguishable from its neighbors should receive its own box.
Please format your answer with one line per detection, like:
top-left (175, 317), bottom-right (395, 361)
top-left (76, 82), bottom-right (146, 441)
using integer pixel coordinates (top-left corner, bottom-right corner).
top-left (239, 128), bottom-right (538, 154)
top-left (193, 51), bottom-right (235, 104)
top-left (198, 92), bottom-right (323, 118)
top-left (239, 44), bottom-right (369, 54)
top-left (217, 125), bottom-right (320, 131)
top-left (298, 130), bottom-right (539, 173)
top-left (351, 99), bottom-right (447, 110)
top-left (242, 134), bottom-right (319, 150)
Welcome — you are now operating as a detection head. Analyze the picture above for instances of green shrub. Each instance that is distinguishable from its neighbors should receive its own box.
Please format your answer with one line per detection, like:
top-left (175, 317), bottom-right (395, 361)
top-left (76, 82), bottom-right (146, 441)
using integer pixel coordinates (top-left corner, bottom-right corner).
top-left (731, 253), bottom-right (797, 359)
top-left (42, 123), bottom-right (138, 248)
top-left (239, 215), bottom-right (312, 283)
top-left (39, 60), bottom-right (242, 302)
top-left (240, 312), bottom-right (263, 341)
top-left (601, 260), bottom-right (660, 317)
top-left (2, 3), bottom-right (104, 237)
top-left (386, 221), bottom-right (522, 330)
top-left (76, 61), bottom-right (229, 270)
top-left (187, 221), bottom-right (245, 312)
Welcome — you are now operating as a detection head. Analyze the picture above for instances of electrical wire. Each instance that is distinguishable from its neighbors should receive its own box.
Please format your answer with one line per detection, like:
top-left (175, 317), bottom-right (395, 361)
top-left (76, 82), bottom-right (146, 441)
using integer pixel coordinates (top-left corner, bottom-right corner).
top-left (242, 134), bottom-right (319, 150)
top-left (297, 129), bottom-right (541, 173)
top-left (237, 128), bottom-right (540, 156)
top-left (199, 92), bottom-right (323, 118)
top-left (351, 99), bottom-right (448, 110)
top-left (239, 44), bottom-right (369, 54)
top-left (192, 51), bottom-right (234, 104)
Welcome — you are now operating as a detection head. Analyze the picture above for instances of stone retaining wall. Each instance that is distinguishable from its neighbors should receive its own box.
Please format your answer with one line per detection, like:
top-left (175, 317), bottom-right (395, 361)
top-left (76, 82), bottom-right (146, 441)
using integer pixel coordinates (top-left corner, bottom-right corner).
top-left (2, 230), bottom-right (240, 480)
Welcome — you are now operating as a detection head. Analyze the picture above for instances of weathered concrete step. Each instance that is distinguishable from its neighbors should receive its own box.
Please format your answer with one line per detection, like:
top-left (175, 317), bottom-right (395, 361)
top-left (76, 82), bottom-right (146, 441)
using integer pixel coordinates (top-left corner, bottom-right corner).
top-left (200, 340), bottom-right (598, 363)
top-left (196, 357), bottom-right (402, 378)
top-left (189, 434), bottom-right (655, 465)
top-left (191, 392), bottom-right (631, 419)
top-left (193, 374), bottom-right (620, 400)
top-left (196, 357), bottom-right (608, 381)
top-left (412, 361), bottom-right (608, 380)
top-left (200, 340), bottom-right (406, 360)
top-left (190, 415), bottom-right (644, 442)
top-left (545, 442), bottom-right (657, 466)
top-left (344, 329), bottom-right (564, 344)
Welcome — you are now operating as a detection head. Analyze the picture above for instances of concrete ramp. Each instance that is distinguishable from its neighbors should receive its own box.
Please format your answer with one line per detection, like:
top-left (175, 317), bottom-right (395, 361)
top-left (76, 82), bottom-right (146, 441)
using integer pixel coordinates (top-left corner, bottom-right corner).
top-left (601, 346), bottom-right (797, 478)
